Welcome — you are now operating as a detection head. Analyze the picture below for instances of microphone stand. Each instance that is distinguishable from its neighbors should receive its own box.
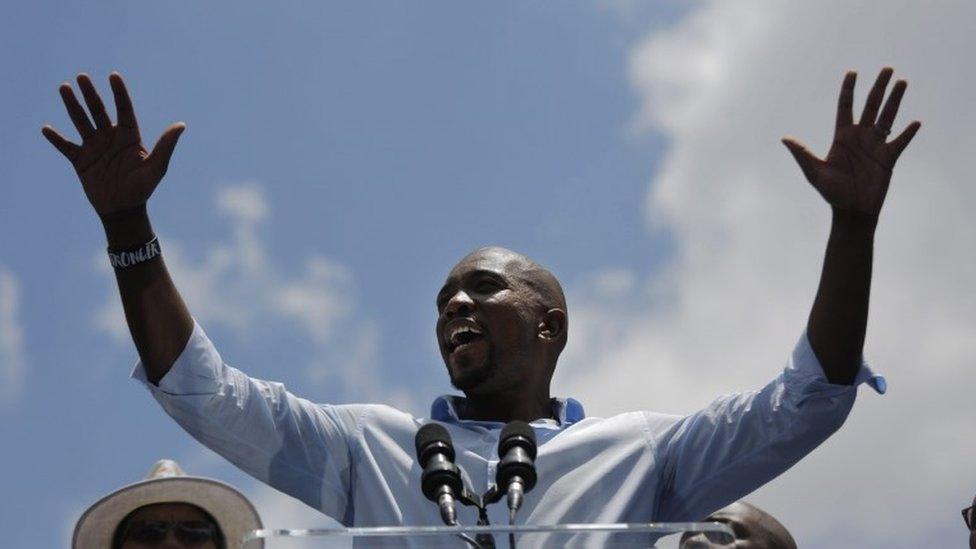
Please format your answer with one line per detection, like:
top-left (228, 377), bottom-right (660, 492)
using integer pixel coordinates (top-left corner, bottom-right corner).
top-left (481, 485), bottom-right (517, 549)
top-left (456, 489), bottom-right (495, 549)
top-left (459, 482), bottom-right (527, 549)
top-left (433, 469), bottom-right (528, 548)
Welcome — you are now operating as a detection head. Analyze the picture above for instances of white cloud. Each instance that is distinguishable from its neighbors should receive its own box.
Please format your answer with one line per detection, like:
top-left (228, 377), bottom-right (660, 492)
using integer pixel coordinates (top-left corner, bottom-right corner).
top-left (273, 257), bottom-right (354, 345)
top-left (92, 183), bottom-right (409, 405)
top-left (557, 1), bottom-right (976, 546)
top-left (217, 182), bottom-right (269, 224)
top-left (0, 264), bottom-right (26, 403)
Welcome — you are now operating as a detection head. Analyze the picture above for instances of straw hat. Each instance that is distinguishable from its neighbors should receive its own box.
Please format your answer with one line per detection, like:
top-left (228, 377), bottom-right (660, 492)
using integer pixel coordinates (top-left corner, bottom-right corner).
top-left (72, 459), bottom-right (263, 548)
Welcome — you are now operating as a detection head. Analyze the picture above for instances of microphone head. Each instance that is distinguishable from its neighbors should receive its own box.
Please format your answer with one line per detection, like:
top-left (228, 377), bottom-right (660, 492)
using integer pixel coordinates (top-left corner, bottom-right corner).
top-left (497, 421), bottom-right (538, 493)
top-left (415, 423), bottom-right (455, 465)
top-left (499, 420), bottom-right (537, 460)
top-left (416, 424), bottom-right (463, 503)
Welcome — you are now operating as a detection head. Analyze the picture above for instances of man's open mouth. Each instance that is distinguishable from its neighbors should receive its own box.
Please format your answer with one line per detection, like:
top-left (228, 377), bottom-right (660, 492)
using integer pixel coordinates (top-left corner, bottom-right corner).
top-left (445, 320), bottom-right (486, 354)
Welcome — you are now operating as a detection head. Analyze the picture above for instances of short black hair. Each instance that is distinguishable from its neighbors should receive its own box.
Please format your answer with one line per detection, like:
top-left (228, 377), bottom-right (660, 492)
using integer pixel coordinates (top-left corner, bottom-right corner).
top-left (111, 503), bottom-right (226, 549)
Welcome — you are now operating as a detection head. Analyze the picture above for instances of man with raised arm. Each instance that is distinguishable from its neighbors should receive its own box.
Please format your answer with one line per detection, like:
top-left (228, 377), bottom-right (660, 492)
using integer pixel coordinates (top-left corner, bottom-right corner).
top-left (44, 69), bottom-right (919, 531)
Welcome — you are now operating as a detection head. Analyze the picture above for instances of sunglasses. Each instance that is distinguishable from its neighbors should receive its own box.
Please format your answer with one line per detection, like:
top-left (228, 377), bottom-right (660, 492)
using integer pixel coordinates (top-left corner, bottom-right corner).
top-left (964, 506), bottom-right (975, 531)
top-left (123, 520), bottom-right (218, 545)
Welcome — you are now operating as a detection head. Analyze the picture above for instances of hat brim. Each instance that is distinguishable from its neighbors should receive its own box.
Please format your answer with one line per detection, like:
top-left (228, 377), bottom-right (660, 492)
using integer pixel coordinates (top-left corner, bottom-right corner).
top-left (72, 476), bottom-right (263, 548)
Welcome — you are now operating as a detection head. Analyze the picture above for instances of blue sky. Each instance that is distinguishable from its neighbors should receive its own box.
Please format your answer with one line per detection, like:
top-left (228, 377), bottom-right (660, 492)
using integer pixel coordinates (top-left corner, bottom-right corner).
top-left (3, 1), bottom-right (975, 547)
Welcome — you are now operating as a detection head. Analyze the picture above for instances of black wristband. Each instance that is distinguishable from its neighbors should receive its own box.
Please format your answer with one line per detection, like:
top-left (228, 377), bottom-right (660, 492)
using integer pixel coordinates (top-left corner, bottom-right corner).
top-left (108, 236), bottom-right (161, 269)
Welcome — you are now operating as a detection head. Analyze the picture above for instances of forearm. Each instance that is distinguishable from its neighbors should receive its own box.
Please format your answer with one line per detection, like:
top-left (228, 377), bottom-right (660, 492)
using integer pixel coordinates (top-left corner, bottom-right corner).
top-left (806, 210), bottom-right (877, 385)
top-left (103, 205), bottom-right (193, 384)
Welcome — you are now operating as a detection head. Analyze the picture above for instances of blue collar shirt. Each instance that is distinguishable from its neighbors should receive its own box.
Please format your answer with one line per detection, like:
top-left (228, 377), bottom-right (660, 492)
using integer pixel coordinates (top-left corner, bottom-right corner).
top-left (133, 320), bottom-right (883, 529)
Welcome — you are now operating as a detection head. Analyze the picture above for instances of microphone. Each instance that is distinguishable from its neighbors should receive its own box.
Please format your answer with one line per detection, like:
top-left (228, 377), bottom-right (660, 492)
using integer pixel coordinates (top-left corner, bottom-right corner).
top-left (495, 421), bottom-right (537, 520)
top-left (415, 423), bottom-right (464, 526)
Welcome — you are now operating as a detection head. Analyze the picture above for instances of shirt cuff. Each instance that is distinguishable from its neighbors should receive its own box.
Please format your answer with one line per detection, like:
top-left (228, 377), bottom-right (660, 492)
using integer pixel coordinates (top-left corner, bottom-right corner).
top-left (785, 330), bottom-right (887, 398)
top-left (130, 319), bottom-right (224, 395)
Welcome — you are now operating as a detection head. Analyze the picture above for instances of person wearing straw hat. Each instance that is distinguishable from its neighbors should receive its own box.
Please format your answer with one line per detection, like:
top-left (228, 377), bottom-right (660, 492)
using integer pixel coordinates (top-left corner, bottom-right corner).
top-left (73, 459), bottom-right (262, 549)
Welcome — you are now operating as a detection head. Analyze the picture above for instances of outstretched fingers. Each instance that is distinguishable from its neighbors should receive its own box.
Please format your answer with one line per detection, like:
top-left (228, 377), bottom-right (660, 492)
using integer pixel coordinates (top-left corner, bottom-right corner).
top-left (876, 79), bottom-right (907, 133)
top-left (58, 83), bottom-right (94, 139)
top-left (858, 67), bottom-right (894, 126)
top-left (147, 122), bottom-right (187, 179)
top-left (835, 71), bottom-right (856, 130)
top-left (41, 125), bottom-right (80, 161)
top-left (109, 72), bottom-right (138, 129)
top-left (782, 137), bottom-right (824, 183)
top-left (888, 121), bottom-right (921, 161)
top-left (76, 73), bottom-right (112, 129)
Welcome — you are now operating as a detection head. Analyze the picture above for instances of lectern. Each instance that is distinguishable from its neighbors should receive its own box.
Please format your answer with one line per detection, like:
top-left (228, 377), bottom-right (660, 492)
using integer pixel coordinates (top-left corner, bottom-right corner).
top-left (241, 522), bottom-right (735, 547)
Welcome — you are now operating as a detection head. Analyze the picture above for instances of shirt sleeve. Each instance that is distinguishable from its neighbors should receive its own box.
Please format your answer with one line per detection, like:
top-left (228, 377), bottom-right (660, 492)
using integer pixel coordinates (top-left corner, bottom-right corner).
top-left (131, 319), bottom-right (363, 524)
top-left (650, 331), bottom-right (885, 522)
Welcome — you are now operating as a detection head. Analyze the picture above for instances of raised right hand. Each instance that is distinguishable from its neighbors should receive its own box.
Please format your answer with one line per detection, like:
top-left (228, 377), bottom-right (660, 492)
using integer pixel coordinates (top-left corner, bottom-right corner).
top-left (781, 68), bottom-right (921, 224)
top-left (42, 72), bottom-right (185, 220)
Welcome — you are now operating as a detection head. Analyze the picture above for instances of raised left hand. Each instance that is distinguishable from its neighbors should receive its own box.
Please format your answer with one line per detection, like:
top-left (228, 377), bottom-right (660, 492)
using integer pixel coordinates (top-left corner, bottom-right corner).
top-left (783, 67), bottom-right (921, 222)
top-left (41, 73), bottom-right (186, 221)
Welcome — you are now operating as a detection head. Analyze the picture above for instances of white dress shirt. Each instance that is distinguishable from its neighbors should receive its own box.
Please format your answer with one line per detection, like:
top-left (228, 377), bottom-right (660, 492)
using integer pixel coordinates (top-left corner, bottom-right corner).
top-left (132, 320), bottom-right (884, 531)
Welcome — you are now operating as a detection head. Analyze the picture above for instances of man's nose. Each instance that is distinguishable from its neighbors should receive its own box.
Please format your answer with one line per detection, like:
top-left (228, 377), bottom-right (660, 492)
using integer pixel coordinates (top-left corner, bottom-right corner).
top-left (680, 532), bottom-right (716, 549)
top-left (444, 290), bottom-right (475, 318)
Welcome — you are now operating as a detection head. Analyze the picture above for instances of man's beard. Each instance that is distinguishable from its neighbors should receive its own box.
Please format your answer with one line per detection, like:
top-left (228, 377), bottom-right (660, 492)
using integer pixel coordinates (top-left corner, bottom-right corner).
top-left (448, 359), bottom-right (495, 393)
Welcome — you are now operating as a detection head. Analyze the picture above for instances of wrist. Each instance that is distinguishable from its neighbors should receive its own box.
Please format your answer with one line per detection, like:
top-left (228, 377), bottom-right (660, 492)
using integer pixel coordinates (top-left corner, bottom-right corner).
top-left (101, 204), bottom-right (155, 250)
top-left (108, 236), bottom-right (162, 270)
top-left (830, 208), bottom-right (878, 235)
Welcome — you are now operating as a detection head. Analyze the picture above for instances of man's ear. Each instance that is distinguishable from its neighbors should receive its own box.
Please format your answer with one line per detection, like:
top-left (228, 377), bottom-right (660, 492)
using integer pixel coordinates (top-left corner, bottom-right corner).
top-left (537, 308), bottom-right (567, 343)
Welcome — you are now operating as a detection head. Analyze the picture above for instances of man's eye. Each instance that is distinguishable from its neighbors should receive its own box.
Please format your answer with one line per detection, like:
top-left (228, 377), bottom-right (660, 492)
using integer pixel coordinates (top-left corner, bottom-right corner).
top-left (476, 280), bottom-right (501, 292)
